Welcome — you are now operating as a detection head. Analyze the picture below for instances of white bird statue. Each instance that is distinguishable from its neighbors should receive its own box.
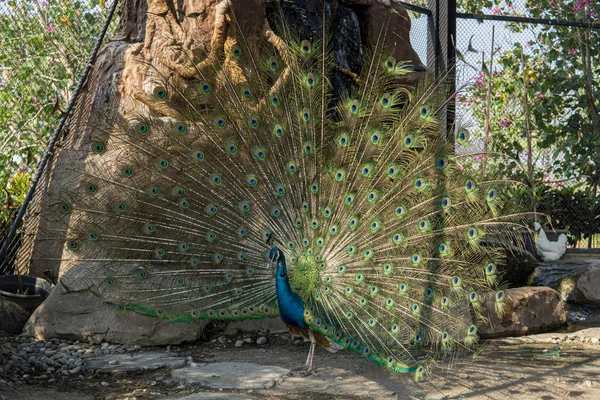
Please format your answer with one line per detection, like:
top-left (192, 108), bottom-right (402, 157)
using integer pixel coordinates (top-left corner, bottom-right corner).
top-left (533, 222), bottom-right (568, 261)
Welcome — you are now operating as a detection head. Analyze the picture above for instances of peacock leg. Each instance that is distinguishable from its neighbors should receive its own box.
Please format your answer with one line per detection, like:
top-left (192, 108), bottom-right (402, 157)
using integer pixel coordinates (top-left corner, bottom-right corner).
top-left (302, 331), bottom-right (317, 376)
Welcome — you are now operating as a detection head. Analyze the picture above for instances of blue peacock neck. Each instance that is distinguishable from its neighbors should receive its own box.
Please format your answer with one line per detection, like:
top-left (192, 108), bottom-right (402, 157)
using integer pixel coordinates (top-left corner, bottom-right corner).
top-left (271, 247), bottom-right (308, 328)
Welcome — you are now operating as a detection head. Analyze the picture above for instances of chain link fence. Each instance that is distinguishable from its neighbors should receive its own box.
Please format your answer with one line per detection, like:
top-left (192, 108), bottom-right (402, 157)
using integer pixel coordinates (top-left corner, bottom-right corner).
top-left (0, 0), bottom-right (118, 274)
top-left (454, 0), bottom-right (600, 248)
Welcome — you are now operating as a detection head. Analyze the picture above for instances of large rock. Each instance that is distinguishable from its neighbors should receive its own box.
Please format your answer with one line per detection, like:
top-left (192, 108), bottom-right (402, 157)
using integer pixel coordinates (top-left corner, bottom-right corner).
top-left (574, 263), bottom-right (600, 306)
top-left (480, 286), bottom-right (568, 339)
top-left (0, 298), bottom-right (30, 334)
top-left (23, 284), bottom-right (207, 345)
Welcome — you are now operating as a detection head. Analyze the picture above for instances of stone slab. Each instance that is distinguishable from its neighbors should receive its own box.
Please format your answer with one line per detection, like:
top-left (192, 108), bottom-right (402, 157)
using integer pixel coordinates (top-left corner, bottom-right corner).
top-left (169, 394), bottom-right (260, 400)
top-left (172, 362), bottom-right (290, 390)
top-left (84, 351), bottom-right (187, 374)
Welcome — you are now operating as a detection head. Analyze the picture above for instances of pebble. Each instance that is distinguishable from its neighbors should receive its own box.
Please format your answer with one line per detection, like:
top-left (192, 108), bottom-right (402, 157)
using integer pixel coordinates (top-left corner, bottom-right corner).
top-left (256, 337), bottom-right (267, 345)
top-left (591, 337), bottom-right (599, 345)
top-left (294, 340), bottom-right (304, 346)
top-left (235, 340), bottom-right (244, 348)
top-left (101, 381), bottom-right (110, 387)
top-left (0, 333), bottom-right (145, 387)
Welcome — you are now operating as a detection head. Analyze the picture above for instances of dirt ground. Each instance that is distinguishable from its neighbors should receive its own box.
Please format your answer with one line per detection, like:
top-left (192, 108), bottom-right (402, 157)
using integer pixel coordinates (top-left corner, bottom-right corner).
top-left (1, 330), bottom-right (600, 400)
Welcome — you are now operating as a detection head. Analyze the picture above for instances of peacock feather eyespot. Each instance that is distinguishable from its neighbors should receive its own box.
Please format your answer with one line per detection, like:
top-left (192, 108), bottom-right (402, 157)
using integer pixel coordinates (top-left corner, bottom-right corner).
top-left (383, 263), bottom-right (394, 275)
top-left (355, 273), bottom-right (364, 283)
top-left (441, 196), bottom-right (452, 210)
top-left (487, 187), bottom-right (499, 202)
top-left (106, 278), bottom-right (115, 286)
top-left (414, 177), bottom-right (427, 190)
top-left (288, 160), bottom-right (297, 174)
top-left (348, 99), bottom-right (360, 115)
top-left (118, 305), bottom-right (125, 311)
top-left (252, 147), bottom-right (266, 161)
top-left (302, 202), bottom-right (309, 212)
top-left (157, 159), bottom-right (169, 169)
top-left (420, 103), bottom-right (432, 118)
top-left (398, 282), bottom-right (408, 294)
top-left (345, 311), bottom-right (353, 319)
top-left (91, 142), bottom-right (105, 154)
top-left (198, 80), bottom-right (212, 94)
top-left (136, 122), bottom-right (149, 134)
top-left (310, 218), bottom-right (319, 229)
top-left (337, 132), bottom-right (350, 147)
top-left (344, 192), bottom-right (356, 206)
top-left (385, 298), bottom-right (395, 308)
top-left (370, 130), bottom-right (383, 145)
top-left (322, 206), bottom-right (332, 218)
top-left (231, 44), bottom-right (242, 57)
top-left (464, 178), bottom-right (477, 193)
top-left (239, 85), bottom-right (252, 100)
top-left (299, 39), bottom-right (312, 54)
top-left (286, 241), bottom-right (295, 250)
top-left (68, 240), bottom-right (78, 249)
top-left (369, 285), bottom-right (378, 295)
top-left (380, 93), bottom-right (392, 108)
top-left (206, 232), bottom-right (217, 242)
top-left (316, 237), bottom-right (324, 247)
top-left (387, 163), bottom-right (399, 179)
top-left (392, 232), bottom-right (405, 245)
top-left (395, 204), bottom-right (408, 218)
top-left (411, 253), bottom-right (422, 265)
top-left (189, 258), bottom-right (200, 267)
top-left (59, 202), bottom-right (71, 214)
top-left (154, 248), bottom-right (165, 258)
top-left (177, 278), bottom-right (185, 285)
top-left (496, 290), bottom-right (506, 302)
top-left (304, 73), bottom-right (316, 88)
top-left (219, 142), bottom-right (236, 156)
top-left (347, 245), bottom-right (357, 256)
top-left (274, 183), bottom-right (286, 197)
top-left (206, 204), bottom-right (218, 215)
top-left (209, 174), bottom-right (222, 187)
top-left (439, 242), bottom-right (450, 256)
top-left (302, 238), bottom-right (310, 247)
top-left (442, 331), bottom-right (450, 343)
top-left (370, 219), bottom-right (381, 233)
top-left (193, 150), bottom-right (204, 161)
top-left (268, 57), bottom-right (279, 70)
top-left (156, 308), bottom-right (165, 317)
top-left (436, 156), bottom-right (450, 170)
top-left (411, 304), bottom-right (420, 315)
top-left (361, 163), bottom-right (374, 178)
top-left (404, 134), bottom-right (416, 148)
top-left (418, 218), bottom-right (430, 232)
top-left (367, 318), bottom-right (376, 327)
top-left (270, 206), bottom-right (281, 218)
top-left (311, 181), bottom-right (319, 194)
top-left (304, 140), bottom-right (313, 155)
top-left (213, 253), bottom-right (223, 264)
top-left (238, 201), bottom-right (251, 213)
top-left (237, 227), bottom-right (248, 238)
top-left (295, 217), bottom-right (303, 229)
top-left (468, 325), bottom-right (478, 336)
top-left (153, 86), bottom-right (167, 99)
top-left (384, 56), bottom-right (396, 71)
top-left (148, 186), bottom-right (160, 196)
top-left (348, 216), bottom-right (360, 230)
top-left (191, 309), bottom-right (200, 318)
top-left (467, 226), bottom-right (480, 241)
top-left (172, 122), bottom-right (187, 135)
top-left (470, 291), bottom-right (479, 302)
top-left (334, 168), bottom-right (346, 182)
top-left (441, 297), bottom-right (450, 307)
top-left (214, 116), bottom-right (226, 129)
top-left (247, 115), bottom-right (259, 129)
top-left (424, 287), bottom-right (434, 299)
top-left (143, 223), bottom-right (156, 234)
top-left (88, 232), bottom-right (98, 241)
top-left (451, 276), bottom-right (462, 288)
top-left (271, 124), bottom-right (284, 138)
top-left (457, 128), bottom-right (470, 144)
top-left (415, 366), bottom-right (425, 381)
top-left (486, 263), bottom-right (497, 275)
top-left (115, 202), bottom-right (127, 213)
top-left (178, 242), bottom-right (189, 252)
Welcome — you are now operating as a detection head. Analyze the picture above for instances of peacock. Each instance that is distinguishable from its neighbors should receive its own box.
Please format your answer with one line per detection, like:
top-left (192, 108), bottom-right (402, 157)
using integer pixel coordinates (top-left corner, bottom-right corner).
top-left (35, 1), bottom-right (533, 380)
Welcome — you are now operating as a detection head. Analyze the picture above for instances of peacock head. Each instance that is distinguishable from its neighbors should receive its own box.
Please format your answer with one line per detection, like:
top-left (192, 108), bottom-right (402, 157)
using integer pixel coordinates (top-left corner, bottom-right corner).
top-left (268, 247), bottom-right (283, 263)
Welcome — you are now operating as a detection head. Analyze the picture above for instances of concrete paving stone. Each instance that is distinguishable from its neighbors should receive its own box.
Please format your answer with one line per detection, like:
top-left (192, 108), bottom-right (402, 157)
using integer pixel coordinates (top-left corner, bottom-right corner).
top-left (172, 362), bottom-right (290, 390)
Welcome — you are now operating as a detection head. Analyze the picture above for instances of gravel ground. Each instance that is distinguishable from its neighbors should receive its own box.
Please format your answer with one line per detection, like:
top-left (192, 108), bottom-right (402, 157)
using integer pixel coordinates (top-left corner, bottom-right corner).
top-left (0, 327), bottom-right (599, 400)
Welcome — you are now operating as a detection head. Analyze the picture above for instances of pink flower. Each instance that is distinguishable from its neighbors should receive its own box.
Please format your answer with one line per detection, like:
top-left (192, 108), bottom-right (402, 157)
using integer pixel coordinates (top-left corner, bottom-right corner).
top-left (456, 93), bottom-right (463, 101)
top-left (568, 48), bottom-right (578, 56)
top-left (41, 1), bottom-right (48, 5)
top-left (76, 10), bottom-right (81, 15)
top-left (46, 23), bottom-right (55, 33)
top-left (492, 7), bottom-right (502, 15)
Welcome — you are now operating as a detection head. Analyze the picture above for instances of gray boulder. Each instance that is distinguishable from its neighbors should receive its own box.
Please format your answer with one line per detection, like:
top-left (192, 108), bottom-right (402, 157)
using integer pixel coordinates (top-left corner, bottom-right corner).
top-left (0, 297), bottom-right (30, 333)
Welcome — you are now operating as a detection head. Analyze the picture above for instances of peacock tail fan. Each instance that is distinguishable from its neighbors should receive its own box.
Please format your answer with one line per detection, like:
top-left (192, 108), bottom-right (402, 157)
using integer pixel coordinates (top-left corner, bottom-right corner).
top-left (34, 3), bottom-right (535, 379)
